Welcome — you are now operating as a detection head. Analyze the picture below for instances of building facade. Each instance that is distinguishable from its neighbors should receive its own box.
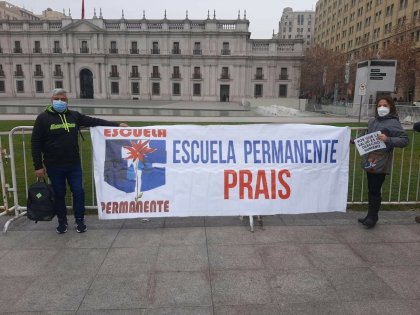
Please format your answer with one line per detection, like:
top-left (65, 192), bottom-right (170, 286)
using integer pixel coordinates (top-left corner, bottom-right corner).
top-left (314, 0), bottom-right (420, 99)
top-left (0, 1), bottom-right (40, 21)
top-left (314, 0), bottom-right (420, 53)
top-left (278, 7), bottom-right (315, 48)
top-left (0, 1), bottom-right (65, 21)
top-left (0, 13), bottom-right (304, 101)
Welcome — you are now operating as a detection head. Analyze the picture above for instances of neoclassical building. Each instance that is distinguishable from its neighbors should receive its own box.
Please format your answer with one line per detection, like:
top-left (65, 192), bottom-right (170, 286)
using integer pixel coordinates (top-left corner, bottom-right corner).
top-left (0, 11), bottom-right (304, 101)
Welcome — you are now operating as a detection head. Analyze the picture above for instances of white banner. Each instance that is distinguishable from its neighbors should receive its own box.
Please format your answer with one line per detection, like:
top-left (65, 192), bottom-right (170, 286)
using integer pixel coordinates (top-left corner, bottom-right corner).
top-left (354, 131), bottom-right (386, 155)
top-left (91, 124), bottom-right (350, 219)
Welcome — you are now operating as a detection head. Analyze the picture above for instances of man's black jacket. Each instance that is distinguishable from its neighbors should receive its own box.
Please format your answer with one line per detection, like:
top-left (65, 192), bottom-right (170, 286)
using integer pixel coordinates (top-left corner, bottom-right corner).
top-left (414, 122), bottom-right (420, 132)
top-left (31, 105), bottom-right (118, 170)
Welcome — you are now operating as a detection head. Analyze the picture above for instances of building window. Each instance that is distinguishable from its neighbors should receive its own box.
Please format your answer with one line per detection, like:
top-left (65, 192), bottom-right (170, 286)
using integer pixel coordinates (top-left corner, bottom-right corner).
top-left (255, 67), bottom-right (263, 80)
top-left (54, 65), bottom-right (62, 77)
top-left (173, 83), bottom-right (181, 95)
top-left (172, 66), bottom-right (180, 79)
top-left (221, 67), bottom-right (229, 79)
top-left (152, 66), bottom-right (160, 78)
top-left (221, 42), bottom-right (230, 55)
top-left (254, 84), bottom-right (263, 97)
top-left (80, 41), bottom-right (89, 53)
top-left (110, 65), bottom-right (119, 77)
top-left (0, 81), bottom-right (5, 93)
top-left (193, 67), bottom-right (201, 79)
top-left (131, 82), bottom-right (140, 95)
top-left (130, 65), bottom-right (139, 78)
top-left (55, 81), bottom-right (63, 89)
top-left (280, 68), bottom-right (288, 80)
top-left (152, 82), bottom-right (160, 95)
top-left (15, 64), bottom-right (23, 76)
top-left (172, 42), bottom-right (180, 54)
top-left (111, 82), bottom-right (119, 94)
top-left (0, 64), bottom-right (4, 77)
top-left (35, 80), bottom-right (44, 93)
top-left (53, 40), bottom-right (61, 53)
top-left (193, 83), bottom-right (201, 96)
top-left (193, 42), bottom-right (202, 55)
top-left (109, 41), bottom-right (118, 54)
top-left (386, 4), bottom-right (394, 16)
top-left (130, 41), bottom-right (139, 54)
top-left (16, 80), bottom-right (24, 93)
top-left (34, 64), bottom-right (43, 77)
top-left (152, 42), bottom-right (160, 54)
top-left (14, 41), bottom-right (22, 53)
top-left (33, 41), bottom-right (41, 53)
top-left (279, 84), bottom-right (288, 97)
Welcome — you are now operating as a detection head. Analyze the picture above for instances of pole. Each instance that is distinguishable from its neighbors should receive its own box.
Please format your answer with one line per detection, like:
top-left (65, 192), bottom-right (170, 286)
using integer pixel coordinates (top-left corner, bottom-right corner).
top-left (358, 95), bottom-right (363, 123)
top-left (82, 0), bottom-right (85, 19)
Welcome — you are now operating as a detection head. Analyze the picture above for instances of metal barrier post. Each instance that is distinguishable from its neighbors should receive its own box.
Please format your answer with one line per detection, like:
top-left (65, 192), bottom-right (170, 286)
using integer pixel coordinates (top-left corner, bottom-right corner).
top-left (3, 126), bottom-right (33, 233)
top-left (0, 135), bottom-right (9, 214)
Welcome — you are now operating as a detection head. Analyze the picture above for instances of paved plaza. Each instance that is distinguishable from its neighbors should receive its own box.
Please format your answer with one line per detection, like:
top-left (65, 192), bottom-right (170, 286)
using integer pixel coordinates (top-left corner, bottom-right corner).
top-left (1, 98), bottom-right (418, 313)
top-left (0, 97), bottom-right (362, 124)
top-left (0, 211), bottom-right (420, 314)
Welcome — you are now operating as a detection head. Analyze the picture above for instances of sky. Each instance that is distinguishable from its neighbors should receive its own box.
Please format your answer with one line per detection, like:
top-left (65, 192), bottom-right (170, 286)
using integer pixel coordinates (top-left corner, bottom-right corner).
top-left (14, 0), bottom-right (318, 38)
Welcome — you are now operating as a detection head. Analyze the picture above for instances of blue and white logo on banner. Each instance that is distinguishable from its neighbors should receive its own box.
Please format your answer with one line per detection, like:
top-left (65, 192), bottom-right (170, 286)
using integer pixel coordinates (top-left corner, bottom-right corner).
top-left (104, 139), bottom-right (166, 193)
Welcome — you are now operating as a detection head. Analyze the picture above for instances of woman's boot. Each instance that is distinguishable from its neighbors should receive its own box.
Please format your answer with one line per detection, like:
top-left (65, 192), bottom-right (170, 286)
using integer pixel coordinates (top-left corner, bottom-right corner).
top-left (363, 195), bottom-right (381, 228)
top-left (357, 216), bottom-right (367, 223)
top-left (358, 194), bottom-right (373, 223)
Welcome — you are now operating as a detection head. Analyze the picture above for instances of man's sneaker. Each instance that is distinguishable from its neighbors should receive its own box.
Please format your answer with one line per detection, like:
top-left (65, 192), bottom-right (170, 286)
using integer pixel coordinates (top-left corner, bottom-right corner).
top-left (75, 218), bottom-right (87, 233)
top-left (56, 221), bottom-right (68, 234)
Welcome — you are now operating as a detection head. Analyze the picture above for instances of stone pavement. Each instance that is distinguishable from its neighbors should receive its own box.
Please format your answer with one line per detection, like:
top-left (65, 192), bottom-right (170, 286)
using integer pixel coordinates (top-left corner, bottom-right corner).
top-left (0, 211), bottom-right (420, 314)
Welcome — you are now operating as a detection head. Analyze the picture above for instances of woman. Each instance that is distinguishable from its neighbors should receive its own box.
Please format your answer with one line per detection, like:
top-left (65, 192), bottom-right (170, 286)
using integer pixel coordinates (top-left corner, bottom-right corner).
top-left (358, 96), bottom-right (409, 228)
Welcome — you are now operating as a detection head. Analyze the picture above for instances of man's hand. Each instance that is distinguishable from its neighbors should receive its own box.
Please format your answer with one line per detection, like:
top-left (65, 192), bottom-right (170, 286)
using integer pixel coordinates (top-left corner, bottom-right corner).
top-left (35, 168), bottom-right (46, 178)
top-left (119, 123), bottom-right (129, 127)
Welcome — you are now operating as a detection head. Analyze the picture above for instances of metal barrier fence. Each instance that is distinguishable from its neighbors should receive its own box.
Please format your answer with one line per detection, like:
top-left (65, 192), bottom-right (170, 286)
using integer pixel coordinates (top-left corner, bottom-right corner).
top-left (1, 126), bottom-right (419, 232)
top-left (307, 100), bottom-right (420, 123)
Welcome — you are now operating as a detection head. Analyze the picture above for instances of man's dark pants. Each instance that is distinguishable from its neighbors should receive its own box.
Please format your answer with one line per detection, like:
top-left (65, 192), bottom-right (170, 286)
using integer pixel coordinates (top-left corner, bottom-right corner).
top-left (47, 163), bottom-right (85, 222)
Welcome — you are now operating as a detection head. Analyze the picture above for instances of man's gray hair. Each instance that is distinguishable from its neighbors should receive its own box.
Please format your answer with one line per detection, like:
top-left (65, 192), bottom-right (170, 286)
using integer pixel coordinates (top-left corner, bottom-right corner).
top-left (52, 88), bottom-right (67, 96)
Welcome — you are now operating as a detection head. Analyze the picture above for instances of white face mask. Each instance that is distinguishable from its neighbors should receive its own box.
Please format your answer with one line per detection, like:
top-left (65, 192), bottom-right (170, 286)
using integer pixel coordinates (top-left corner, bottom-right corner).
top-left (377, 106), bottom-right (390, 117)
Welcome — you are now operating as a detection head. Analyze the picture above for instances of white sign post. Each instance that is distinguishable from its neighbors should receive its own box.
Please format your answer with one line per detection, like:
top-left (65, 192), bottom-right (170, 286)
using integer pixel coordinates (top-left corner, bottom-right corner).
top-left (358, 82), bottom-right (367, 123)
top-left (358, 82), bottom-right (367, 96)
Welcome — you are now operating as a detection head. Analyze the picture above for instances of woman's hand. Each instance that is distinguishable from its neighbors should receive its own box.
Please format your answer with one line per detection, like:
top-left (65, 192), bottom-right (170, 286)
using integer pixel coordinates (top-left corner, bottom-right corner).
top-left (378, 132), bottom-right (388, 142)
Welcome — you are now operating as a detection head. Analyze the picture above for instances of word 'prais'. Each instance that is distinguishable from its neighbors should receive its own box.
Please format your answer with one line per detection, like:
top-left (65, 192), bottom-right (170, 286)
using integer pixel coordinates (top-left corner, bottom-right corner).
top-left (224, 169), bottom-right (291, 200)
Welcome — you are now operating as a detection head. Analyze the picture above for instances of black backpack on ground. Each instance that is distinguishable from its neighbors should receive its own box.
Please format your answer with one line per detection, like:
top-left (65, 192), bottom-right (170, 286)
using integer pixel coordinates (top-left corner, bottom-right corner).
top-left (26, 178), bottom-right (55, 222)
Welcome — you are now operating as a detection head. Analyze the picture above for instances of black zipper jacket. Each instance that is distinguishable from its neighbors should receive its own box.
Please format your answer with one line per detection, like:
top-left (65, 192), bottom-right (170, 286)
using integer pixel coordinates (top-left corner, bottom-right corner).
top-left (31, 105), bottom-right (119, 170)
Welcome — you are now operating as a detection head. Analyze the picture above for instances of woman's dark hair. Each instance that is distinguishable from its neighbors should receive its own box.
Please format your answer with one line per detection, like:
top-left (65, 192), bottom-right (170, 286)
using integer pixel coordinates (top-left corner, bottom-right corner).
top-left (375, 95), bottom-right (397, 116)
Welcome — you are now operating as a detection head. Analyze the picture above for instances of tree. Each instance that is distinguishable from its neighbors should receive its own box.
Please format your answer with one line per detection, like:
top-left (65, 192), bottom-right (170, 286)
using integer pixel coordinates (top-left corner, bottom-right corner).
top-left (300, 44), bottom-right (347, 101)
top-left (380, 34), bottom-right (417, 101)
top-left (303, 25), bottom-right (419, 102)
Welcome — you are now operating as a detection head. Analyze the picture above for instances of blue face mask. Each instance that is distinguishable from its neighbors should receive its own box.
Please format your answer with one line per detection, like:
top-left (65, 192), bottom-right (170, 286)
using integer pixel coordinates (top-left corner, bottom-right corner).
top-left (52, 100), bottom-right (68, 113)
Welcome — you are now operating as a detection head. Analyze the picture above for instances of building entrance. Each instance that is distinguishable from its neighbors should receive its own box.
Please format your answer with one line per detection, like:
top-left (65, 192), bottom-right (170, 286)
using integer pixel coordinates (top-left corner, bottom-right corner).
top-left (80, 69), bottom-right (94, 99)
top-left (220, 85), bottom-right (230, 102)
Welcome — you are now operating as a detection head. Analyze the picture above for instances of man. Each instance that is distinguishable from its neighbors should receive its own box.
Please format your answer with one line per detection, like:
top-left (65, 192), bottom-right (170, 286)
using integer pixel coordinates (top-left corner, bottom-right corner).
top-left (31, 89), bottom-right (128, 234)
top-left (415, 121), bottom-right (420, 223)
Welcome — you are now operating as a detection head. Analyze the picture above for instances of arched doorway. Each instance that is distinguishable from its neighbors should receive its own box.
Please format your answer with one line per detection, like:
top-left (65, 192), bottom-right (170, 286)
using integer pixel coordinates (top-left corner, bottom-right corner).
top-left (80, 69), bottom-right (94, 99)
